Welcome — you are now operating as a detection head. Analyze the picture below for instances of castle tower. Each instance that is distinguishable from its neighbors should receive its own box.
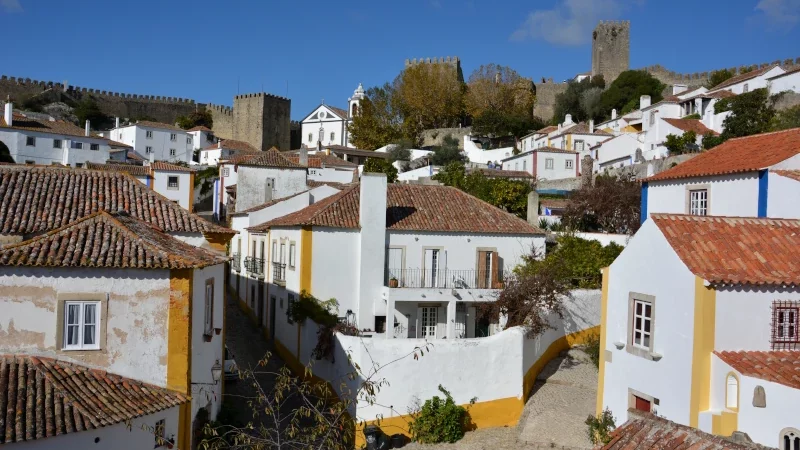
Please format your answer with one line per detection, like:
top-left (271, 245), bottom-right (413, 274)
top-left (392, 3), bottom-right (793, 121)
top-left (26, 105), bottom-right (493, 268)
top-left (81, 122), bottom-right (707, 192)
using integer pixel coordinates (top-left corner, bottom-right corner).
top-left (233, 92), bottom-right (291, 151)
top-left (348, 83), bottom-right (365, 118)
top-left (591, 20), bottom-right (630, 84)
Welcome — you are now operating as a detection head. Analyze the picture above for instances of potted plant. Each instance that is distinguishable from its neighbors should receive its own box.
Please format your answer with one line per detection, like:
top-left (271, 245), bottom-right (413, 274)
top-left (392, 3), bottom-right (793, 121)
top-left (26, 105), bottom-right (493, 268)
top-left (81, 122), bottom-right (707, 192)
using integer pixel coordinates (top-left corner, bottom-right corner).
top-left (388, 277), bottom-right (399, 288)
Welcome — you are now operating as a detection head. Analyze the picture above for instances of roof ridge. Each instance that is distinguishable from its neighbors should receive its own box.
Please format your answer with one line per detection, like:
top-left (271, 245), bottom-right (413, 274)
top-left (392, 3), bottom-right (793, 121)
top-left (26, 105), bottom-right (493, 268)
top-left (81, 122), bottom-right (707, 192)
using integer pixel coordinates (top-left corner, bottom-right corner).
top-left (726, 126), bottom-right (800, 142)
top-left (438, 185), bottom-right (544, 233)
top-left (651, 213), bottom-right (800, 224)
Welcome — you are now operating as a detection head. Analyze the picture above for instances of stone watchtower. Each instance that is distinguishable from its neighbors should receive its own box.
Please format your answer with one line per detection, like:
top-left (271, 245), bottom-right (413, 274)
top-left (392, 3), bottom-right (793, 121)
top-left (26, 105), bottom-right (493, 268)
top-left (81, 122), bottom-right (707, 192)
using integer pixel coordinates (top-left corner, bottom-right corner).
top-left (233, 92), bottom-right (291, 151)
top-left (591, 20), bottom-right (630, 84)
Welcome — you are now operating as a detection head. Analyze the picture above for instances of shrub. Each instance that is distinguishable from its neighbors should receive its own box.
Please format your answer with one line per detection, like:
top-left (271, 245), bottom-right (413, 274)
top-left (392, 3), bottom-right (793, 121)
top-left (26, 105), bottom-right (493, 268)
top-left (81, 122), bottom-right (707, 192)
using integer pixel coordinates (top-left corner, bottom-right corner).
top-left (409, 385), bottom-right (475, 443)
top-left (584, 332), bottom-right (601, 369)
top-left (586, 408), bottom-right (616, 445)
top-left (537, 218), bottom-right (551, 231)
top-left (524, 234), bottom-right (623, 289)
top-left (287, 290), bottom-right (338, 327)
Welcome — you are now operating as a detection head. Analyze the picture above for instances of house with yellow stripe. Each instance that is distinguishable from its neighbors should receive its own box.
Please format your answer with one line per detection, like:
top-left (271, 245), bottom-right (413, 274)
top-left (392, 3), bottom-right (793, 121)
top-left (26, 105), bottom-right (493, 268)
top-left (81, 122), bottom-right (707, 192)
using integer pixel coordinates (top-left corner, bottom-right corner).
top-left (597, 213), bottom-right (800, 449)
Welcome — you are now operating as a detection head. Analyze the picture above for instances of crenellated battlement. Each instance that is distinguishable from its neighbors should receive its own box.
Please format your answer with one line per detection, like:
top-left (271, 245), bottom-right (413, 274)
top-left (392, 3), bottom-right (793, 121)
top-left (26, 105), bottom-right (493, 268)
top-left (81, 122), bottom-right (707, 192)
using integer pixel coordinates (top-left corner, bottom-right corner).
top-left (639, 57), bottom-right (800, 85)
top-left (0, 75), bottom-right (197, 104)
top-left (404, 56), bottom-right (460, 67)
top-left (233, 92), bottom-right (290, 102)
top-left (205, 103), bottom-right (233, 115)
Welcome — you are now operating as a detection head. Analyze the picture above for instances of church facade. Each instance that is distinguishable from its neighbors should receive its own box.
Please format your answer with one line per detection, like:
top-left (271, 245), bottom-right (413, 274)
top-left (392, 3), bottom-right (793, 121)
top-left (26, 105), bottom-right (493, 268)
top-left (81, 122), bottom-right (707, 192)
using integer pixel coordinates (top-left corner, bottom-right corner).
top-left (300, 83), bottom-right (364, 148)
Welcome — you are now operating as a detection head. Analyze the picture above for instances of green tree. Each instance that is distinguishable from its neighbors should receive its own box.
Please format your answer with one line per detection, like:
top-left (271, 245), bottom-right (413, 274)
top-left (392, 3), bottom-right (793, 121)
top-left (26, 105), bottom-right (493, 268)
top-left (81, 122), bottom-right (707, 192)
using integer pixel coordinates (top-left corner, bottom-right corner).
top-left (74, 97), bottom-right (112, 130)
top-left (551, 76), bottom-right (606, 124)
top-left (176, 110), bottom-right (213, 129)
top-left (430, 134), bottom-right (465, 166)
top-left (433, 161), bottom-right (532, 218)
top-left (363, 157), bottom-right (398, 183)
top-left (465, 64), bottom-right (536, 138)
top-left (663, 130), bottom-right (698, 155)
top-left (770, 104), bottom-right (800, 131)
top-left (717, 88), bottom-right (775, 140)
top-left (348, 83), bottom-right (403, 150)
top-left (519, 234), bottom-right (623, 289)
top-left (472, 109), bottom-right (544, 140)
top-left (562, 173), bottom-right (641, 234)
top-left (396, 62), bottom-right (465, 141)
top-left (702, 132), bottom-right (724, 150)
top-left (705, 68), bottom-right (736, 89)
top-left (598, 70), bottom-right (666, 116)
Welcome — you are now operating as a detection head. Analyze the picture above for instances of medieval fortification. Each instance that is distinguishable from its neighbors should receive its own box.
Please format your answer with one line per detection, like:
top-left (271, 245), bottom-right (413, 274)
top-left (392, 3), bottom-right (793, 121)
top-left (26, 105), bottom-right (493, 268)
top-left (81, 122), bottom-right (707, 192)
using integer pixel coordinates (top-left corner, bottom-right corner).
top-left (534, 20), bottom-right (800, 121)
top-left (0, 76), bottom-right (290, 151)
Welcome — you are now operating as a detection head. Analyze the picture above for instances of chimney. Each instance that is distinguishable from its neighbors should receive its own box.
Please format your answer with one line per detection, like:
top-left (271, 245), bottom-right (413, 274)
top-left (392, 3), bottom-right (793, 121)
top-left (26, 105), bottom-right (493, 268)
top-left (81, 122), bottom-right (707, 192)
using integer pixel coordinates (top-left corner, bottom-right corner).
top-left (299, 147), bottom-right (308, 167)
top-left (640, 95), bottom-right (651, 110)
top-left (147, 151), bottom-right (154, 166)
top-left (4, 101), bottom-right (12, 127)
top-left (85, 120), bottom-right (90, 136)
top-left (672, 83), bottom-right (688, 95)
top-left (589, 119), bottom-right (594, 134)
top-left (564, 114), bottom-right (573, 125)
top-left (527, 191), bottom-right (539, 227)
top-left (115, 117), bottom-right (120, 129)
top-left (357, 173), bottom-right (388, 329)
top-left (611, 109), bottom-right (617, 120)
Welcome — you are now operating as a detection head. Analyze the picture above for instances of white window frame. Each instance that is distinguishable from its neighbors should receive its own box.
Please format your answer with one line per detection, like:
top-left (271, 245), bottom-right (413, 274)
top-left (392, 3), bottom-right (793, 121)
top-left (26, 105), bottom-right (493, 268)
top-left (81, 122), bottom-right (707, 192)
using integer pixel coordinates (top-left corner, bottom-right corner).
top-left (170, 133), bottom-right (177, 141)
top-left (743, 83), bottom-right (749, 93)
top-left (63, 301), bottom-right (101, 350)
top-left (545, 158), bottom-right (554, 170)
top-left (574, 140), bottom-right (585, 152)
top-left (169, 148), bottom-right (176, 157)
top-left (71, 141), bottom-right (83, 149)
top-left (308, 133), bottom-right (313, 142)
top-left (187, 136), bottom-right (192, 144)
top-left (725, 373), bottom-right (739, 410)
top-left (146, 130), bottom-right (153, 139)
top-left (627, 292), bottom-right (656, 359)
top-left (221, 167), bottom-right (230, 177)
top-left (272, 240), bottom-right (278, 262)
top-left (565, 159), bottom-right (574, 169)
top-left (289, 242), bottom-right (296, 268)
top-left (631, 299), bottom-right (653, 350)
top-left (167, 176), bottom-right (179, 190)
top-left (688, 188), bottom-right (709, 216)
top-left (420, 306), bottom-right (437, 339)
top-left (90, 143), bottom-right (99, 151)
top-left (26, 136), bottom-right (35, 146)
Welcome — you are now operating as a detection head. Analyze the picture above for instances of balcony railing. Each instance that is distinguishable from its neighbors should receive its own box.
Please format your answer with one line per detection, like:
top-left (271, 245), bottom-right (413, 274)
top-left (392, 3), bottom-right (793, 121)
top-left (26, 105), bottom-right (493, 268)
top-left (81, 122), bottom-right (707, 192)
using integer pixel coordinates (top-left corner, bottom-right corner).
top-left (244, 257), bottom-right (265, 277)
top-left (385, 268), bottom-right (506, 289)
top-left (231, 253), bottom-right (241, 272)
top-left (272, 262), bottom-right (286, 284)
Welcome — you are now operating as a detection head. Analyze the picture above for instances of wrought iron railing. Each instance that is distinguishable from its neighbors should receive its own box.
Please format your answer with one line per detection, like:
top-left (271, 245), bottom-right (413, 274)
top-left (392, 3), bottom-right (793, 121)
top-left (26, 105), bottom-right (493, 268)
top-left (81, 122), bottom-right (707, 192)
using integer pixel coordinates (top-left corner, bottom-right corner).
top-left (244, 257), bottom-right (265, 277)
top-left (231, 253), bottom-right (241, 272)
top-left (385, 268), bottom-right (507, 289)
top-left (272, 262), bottom-right (286, 283)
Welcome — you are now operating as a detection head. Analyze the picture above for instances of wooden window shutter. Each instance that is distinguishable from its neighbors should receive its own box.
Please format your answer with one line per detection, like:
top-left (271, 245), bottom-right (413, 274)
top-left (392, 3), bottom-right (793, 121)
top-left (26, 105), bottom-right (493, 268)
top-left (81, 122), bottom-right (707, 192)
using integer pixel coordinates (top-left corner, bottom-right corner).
top-left (477, 251), bottom-right (488, 288)
top-left (491, 252), bottom-right (501, 288)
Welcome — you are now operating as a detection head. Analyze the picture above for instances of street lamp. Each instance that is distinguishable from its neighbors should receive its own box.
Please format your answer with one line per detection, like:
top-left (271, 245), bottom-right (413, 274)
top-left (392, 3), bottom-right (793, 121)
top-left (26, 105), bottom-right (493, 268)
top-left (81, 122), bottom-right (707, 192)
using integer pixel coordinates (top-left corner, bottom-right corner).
top-left (211, 360), bottom-right (223, 384)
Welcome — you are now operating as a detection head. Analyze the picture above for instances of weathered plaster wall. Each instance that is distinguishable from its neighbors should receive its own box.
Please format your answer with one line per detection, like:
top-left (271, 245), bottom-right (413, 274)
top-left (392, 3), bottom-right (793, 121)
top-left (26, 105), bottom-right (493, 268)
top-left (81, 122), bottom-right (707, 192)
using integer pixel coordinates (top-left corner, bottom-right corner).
top-left (235, 166), bottom-right (307, 212)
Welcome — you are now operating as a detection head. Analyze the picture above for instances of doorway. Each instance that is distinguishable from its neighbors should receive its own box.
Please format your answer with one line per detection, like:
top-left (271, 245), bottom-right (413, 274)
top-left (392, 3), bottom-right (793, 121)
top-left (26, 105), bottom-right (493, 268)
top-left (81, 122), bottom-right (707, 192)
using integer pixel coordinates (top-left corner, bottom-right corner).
top-left (269, 296), bottom-right (277, 340)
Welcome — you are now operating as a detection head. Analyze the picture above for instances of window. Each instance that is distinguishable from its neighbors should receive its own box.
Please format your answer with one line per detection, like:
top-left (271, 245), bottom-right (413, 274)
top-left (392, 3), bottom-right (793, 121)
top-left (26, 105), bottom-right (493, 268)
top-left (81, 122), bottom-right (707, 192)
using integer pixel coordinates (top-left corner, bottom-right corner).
top-left (90, 143), bottom-right (99, 151)
top-left (308, 133), bottom-right (313, 142)
top-left (260, 240), bottom-right (265, 260)
top-left (146, 146), bottom-right (153, 154)
top-left (26, 136), bottom-right (35, 146)
top-left (272, 241), bottom-right (278, 262)
top-left (781, 428), bottom-right (800, 450)
top-left (420, 306), bottom-right (437, 339)
top-left (649, 112), bottom-right (655, 125)
top-left (154, 419), bottom-right (166, 447)
top-left (575, 140), bottom-right (585, 152)
top-left (63, 301), bottom-right (100, 350)
top-left (71, 141), bottom-right (83, 149)
top-left (424, 249), bottom-right (440, 288)
top-left (560, 140), bottom-right (565, 149)
top-left (170, 133), bottom-right (177, 141)
top-left (167, 176), bottom-right (179, 189)
top-left (146, 130), bottom-right (153, 139)
top-left (330, 132), bottom-right (335, 142)
top-left (169, 148), bottom-right (176, 156)
top-left (187, 137), bottom-right (192, 144)
top-left (632, 298), bottom-right (653, 349)
top-left (689, 189), bottom-right (708, 216)
top-left (545, 158), bottom-right (554, 170)
top-left (204, 280), bottom-right (214, 336)
top-left (280, 243), bottom-right (286, 265)
top-left (515, 162), bottom-right (519, 170)
top-left (289, 243), bottom-right (296, 267)
top-left (725, 373), bottom-right (739, 409)
top-left (222, 167), bottom-right (230, 177)
top-left (53, 139), bottom-right (62, 148)
top-left (743, 83), bottom-right (749, 93)
top-left (75, 163), bottom-right (83, 168)
top-left (522, 160), bottom-right (527, 171)
top-left (565, 159), bottom-right (574, 169)
top-left (772, 301), bottom-right (800, 350)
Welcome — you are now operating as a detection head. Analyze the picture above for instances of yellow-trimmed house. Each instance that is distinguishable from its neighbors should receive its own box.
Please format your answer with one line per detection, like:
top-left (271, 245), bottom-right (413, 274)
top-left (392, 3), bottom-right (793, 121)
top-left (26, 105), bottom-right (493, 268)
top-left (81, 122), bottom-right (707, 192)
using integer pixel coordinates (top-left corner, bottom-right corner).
top-left (597, 213), bottom-right (800, 449)
top-left (0, 211), bottom-right (228, 449)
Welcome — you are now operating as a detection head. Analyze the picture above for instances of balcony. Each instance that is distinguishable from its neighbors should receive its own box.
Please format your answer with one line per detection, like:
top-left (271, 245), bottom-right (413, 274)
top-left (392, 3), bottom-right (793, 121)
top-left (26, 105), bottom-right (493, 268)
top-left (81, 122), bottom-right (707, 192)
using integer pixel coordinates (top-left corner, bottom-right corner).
top-left (272, 262), bottom-right (286, 285)
top-left (385, 268), bottom-right (505, 290)
top-left (231, 253), bottom-right (241, 272)
top-left (244, 257), bottom-right (265, 278)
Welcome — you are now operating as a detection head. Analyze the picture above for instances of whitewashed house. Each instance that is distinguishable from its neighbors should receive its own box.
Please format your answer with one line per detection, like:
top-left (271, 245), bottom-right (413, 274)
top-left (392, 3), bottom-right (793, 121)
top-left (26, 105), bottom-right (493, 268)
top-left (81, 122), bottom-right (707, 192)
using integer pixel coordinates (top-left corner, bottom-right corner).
top-left (676, 90), bottom-right (736, 134)
top-left (199, 139), bottom-right (260, 166)
top-left (768, 66), bottom-right (800, 95)
top-left (641, 117), bottom-right (717, 160)
top-left (284, 149), bottom-right (359, 184)
top-left (596, 213), bottom-right (800, 449)
top-left (246, 175), bottom-right (545, 337)
top-left (188, 125), bottom-right (217, 151)
top-left (109, 120), bottom-right (194, 164)
top-left (641, 128), bottom-right (800, 221)
top-left (501, 147), bottom-right (579, 181)
top-left (707, 64), bottom-right (785, 95)
top-left (592, 132), bottom-right (642, 170)
top-left (0, 102), bottom-right (114, 167)
top-left (300, 84), bottom-right (364, 149)
top-left (547, 120), bottom-right (612, 160)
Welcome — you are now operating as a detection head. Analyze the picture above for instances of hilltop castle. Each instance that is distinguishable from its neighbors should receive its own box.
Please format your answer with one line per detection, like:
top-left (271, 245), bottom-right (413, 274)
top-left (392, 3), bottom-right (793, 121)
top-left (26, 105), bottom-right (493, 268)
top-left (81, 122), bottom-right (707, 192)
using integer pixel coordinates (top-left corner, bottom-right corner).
top-left (533, 20), bottom-right (800, 121)
top-left (0, 76), bottom-right (291, 151)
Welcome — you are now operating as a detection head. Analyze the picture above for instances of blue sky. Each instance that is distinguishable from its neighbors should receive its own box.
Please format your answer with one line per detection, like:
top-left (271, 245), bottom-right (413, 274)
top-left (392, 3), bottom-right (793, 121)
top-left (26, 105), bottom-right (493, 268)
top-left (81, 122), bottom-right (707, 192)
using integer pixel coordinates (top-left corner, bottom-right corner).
top-left (2, 0), bottom-right (799, 120)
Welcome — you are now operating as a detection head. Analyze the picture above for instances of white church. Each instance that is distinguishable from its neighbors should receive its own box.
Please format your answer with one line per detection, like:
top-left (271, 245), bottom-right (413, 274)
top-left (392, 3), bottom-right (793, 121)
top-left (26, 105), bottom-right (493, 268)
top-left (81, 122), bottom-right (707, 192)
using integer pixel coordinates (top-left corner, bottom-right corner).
top-left (300, 83), bottom-right (364, 148)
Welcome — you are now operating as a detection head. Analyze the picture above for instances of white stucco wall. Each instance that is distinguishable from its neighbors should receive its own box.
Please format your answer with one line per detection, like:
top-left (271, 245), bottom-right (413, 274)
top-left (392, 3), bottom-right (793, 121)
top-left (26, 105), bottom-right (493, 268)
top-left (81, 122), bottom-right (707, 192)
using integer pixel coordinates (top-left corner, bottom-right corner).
top-left (715, 286), bottom-right (800, 352)
top-left (602, 219), bottom-right (698, 425)
top-left (152, 170), bottom-right (192, 210)
top-left (301, 105), bottom-right (349, 147)
top-left (0, 267), bottom-right (171, 387)
top-left (711, 66), bottom-right (785, 95)
top-left (236, 165), bottom-right (307, 212)
top-left (310, 229), bottom-right (360, 316)
top-left (768, 171), bottom-right (800, 219)
top-left (0, 129), bottom-right (112, 167)
top-left (501, 152), bottom-right (534, 175)
top-left (769, 71), bottom-right (800, 95)
top-left (535, 151), bottom-right (577, 180)
top-left (397, 165), bottom-right (439, 182)
top-left (596, 134), bottom-right (640, 169)
top-left (464, 136), bottom-right (514, 165)
top-left (646, 173), bottom-right (760, 218)
top-left (307, 167), bottom-right (355, 183)
top-left (111, 125), bottom-right (193, 163)
top-left (190, 264), bottom-right (225, 421)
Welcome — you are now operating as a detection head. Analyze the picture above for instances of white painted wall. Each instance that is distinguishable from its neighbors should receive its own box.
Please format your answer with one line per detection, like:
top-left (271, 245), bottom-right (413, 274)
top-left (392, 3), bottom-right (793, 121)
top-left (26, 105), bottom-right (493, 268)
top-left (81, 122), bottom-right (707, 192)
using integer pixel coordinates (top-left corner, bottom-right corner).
top-left (769, 71), bottom-right (800, 95)
top-left (715, 286), bottom-right (800, 352)
top-left (152, 170), bottom-right (192, 210)
top-left (307, 167), bottom-right (355, 183)
top-left (189, 129), bottom-right (216, 150)
top-left (236, 165), bottom-right (307, 211)
top-left (190, 264), bottom-right (225, 421)
top-left (646, 173), bottom-right (760, 218)
top-left (535, 151), bottom-right (577, 180)
top-left (301, 105), bottom-right (349, 147)
top-left (397, 165), bottom-right (439, 181)
top-left (0, 129), bottom-right (112, 167)
top-left (602, 219), bottom-right (698, 425)
top-left (310, 229), bottom-right (361, 316)
top-left (595, 134), bottom-right (641, 169)
top-left (768, 171), bottom-right (800, 219)
top-left (464, 136), bottom-right (514, 165)
top-left (11, 407), bottom-right (179, 450)
top-left (501, 152), bottom-right (534, 176)
top-left (111, 125), bottom-right (193, 164)
top-left (710, 66), bottom-right (785, 95)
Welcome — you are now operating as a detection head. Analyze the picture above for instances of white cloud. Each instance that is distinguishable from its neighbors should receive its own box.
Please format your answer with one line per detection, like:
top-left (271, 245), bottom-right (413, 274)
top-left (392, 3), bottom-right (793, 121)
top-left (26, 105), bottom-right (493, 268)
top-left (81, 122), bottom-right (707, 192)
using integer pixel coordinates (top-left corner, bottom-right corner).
top-left (511, 0), bottom-right (631, 46)
top-left (0, 0), bottom-right (23, 13)
top-left (754, 0), bottom-right (800, 28)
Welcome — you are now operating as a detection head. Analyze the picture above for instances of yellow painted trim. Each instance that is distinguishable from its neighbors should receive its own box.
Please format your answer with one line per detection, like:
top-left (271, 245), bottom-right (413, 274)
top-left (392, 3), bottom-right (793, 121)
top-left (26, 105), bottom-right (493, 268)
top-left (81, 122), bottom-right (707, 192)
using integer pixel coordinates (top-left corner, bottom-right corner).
top-left (596, 266), bottom-right (610, 415)
top-left (177, 402), bottom-right (190, 450)
top-left (689, 276), bottom-right (716, 428)
top-left (167, 269), bottom-right (193, 394)
top-left (711, 410), bottom-right (738, 436)
top-left (188, 173), bottom-right (195, 211)
top-left (566, 134), bottom-right (572, 151)
top-left (204, 232), bottom-right (235, 253)
top-left (300, 226), bottom-right (313, 293)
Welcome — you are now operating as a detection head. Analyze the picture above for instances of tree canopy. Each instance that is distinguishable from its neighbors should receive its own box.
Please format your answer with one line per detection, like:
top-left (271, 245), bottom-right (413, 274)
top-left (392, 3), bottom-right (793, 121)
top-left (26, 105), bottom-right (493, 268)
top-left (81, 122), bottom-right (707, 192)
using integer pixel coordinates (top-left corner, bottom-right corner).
top-left (433, 161), bottom-right (531, 218)
top-left (74, 97), bottom-right (112, 130)
top-left (395, 62), bottom-right (465, 141)
top-left (770, 104), bottom-right (800, 131)
top-left (663, 130), bottom-right (698, 155)
top-left (716, 88), bottom-right (775, 140)
top-left (176, 110), bottom-right (213, 130)
top-left (705, 69), bottom-right (736, 89)
top-left (363, 157), bottom-right (398, 183)
top-left (429, 134), bottom-right (465, 166)
top-left (348, 83), bottom-right (403, 150)
top-left (465, 64), bottom-right (537, 138)
top-left (551, 76), bottom-right (606, 124)
top-left (562, 173), bottom-right (641, 234)
top-left (597, 70), bottom-right (666, 117)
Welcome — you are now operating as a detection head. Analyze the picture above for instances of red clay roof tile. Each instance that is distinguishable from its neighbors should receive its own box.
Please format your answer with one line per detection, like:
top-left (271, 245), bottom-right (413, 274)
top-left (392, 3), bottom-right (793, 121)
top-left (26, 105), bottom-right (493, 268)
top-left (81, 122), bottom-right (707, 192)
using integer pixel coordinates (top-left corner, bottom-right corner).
top-left (715, 351), bottom-right (800, 390)
top-left (774, 169), bottom-right (800, 182)
top-left (236, 148), bottom-right (305, 169)
top-left (662, 118), bottom-right (718, 136)
top-left (149, 161), bottom-right (197, 172)
top-left (86, 161), bottom-right (151, 177)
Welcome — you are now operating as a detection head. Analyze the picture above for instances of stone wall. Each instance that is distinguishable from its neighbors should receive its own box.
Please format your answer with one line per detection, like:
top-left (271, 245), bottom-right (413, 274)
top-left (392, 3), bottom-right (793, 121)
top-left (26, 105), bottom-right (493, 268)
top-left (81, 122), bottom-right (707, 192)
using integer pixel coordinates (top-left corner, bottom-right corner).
top-left (419, 126), bottom-right (472, 148)
top-left (639, 57), bottom-right (800, 87)
top-left (232, 93), bottom-right (291, 151)
top-left (404, 56), bottom-right (463, 82)
top-left (533, 80), bottom-right (568, 121)
top-left (591, 20), bottom-right (630, 84)
top-left (207, 104), bottom-right (233, 140)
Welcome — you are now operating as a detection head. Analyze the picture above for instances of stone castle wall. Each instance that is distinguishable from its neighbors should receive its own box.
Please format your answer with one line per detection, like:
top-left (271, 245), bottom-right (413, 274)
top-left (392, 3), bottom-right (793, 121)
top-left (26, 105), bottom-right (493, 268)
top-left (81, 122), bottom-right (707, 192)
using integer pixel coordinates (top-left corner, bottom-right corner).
top-left (592, 20), bottom-right (630, 84)
top-left (419, 126), bottom-right (472, 148)
top-left (206, 104), bottom-right (233, 140)
top-left (640, 57), bottom-right (800, 87)
top-left (233, 93), bottom-right (291, 151)
top-left (533, 80), bottom-right (569, 121)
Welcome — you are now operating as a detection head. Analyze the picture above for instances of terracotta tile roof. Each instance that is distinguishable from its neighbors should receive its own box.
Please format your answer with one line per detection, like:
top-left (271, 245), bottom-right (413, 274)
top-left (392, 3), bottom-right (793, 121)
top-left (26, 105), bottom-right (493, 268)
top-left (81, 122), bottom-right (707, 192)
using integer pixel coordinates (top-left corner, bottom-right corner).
top-left (127, 151), bottom-right (145, 161)
top-left (597, 410), bottom-right (762, 449)
top-left (231, 190), bottom-right (310, 217)
top-left (328, 105), bottom-right (349, 119)
top-left (645, 128), bottom-right (800, 182)
top-left (0, 211), bottom-right (227, 269)
top-left (220, 152), bottom-right (262, 165)
top-left (0, 114), bottom-right (103, 139)
top-left (0, 354), bottom-right (188, 444)
top-left (85, 162), bottom-right (151, 177)
top-left (305, 180), bottom-right (353, 189)
top-left (540, 198), bottom-right (569, 209)
top-left (710, 65), bottom-right (779, 91)
top-left (651, 214), bottom-right (800, 286)
top-left (131, 120), bottom-right (183, 132)
top-left (285, 155), bottom-right (322, 168)
top-left (715, 350), bottom-right (800, 390)
top-left (236, 148), bottom-right (305, 169)
top-left (323, 145), bottom-right (389, 158)
top-left (187, 125), bottom-right (212, 132)
top-left (250, 184), bottom-right (544, 235)
top-left (148, 161), bottom-right (197, 172)
top-left (662, 118), bottom-right (718, 136)
top-left (204, 139), bottom-right (260, 153)
top-left (536, 146), bottom-right (578, 154)
top-left (0, 165), bottom-right (232, 235)
top-left (536, 125), bottom-right (558, 134)
top-left (774, 169), bottom-right (800, 182)
top-left (468, 168), bottom-right (533, 179)
top-left (107, 139), bottom-right (132, 148)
